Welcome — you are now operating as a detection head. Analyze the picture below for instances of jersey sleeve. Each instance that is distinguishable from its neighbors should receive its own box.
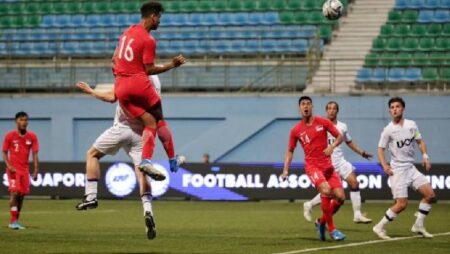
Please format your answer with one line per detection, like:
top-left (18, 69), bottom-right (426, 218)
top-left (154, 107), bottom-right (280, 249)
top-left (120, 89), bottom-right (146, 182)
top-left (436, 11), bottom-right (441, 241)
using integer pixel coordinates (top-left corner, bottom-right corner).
top-left (378, 127), bottom-right (390, 148)
top-left (323, 118), bottom-right (340, 138)
top-left (412, 121), bottom-right (422, 140)
top-left (143, 38), bottom-right (156, 65)
top-left (287, 128), bottom-right (298, 152)
top-left (2, 133), bottom-right (10, 152)
top-left (342, 123), bottom-right (352, 142)
top-left (31, 133), bottom-right (39, 153)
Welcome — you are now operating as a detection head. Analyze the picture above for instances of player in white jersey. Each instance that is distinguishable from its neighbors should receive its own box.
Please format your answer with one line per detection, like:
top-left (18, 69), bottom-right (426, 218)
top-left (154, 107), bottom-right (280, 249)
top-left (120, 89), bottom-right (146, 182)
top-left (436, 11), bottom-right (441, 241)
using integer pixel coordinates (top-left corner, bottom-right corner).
top-left (373, 97), bottom-right (435, 240)
top-left (74, 76), bottom-right (183, 240)
top-left (303, 101), bottom-right (373, 224)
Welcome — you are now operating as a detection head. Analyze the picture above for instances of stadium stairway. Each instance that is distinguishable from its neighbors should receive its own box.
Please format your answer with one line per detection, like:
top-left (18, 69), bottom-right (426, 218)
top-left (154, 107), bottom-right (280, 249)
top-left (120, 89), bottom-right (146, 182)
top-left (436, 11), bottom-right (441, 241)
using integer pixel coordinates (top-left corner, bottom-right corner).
top-left (306, 0), bottom-right (396, 93)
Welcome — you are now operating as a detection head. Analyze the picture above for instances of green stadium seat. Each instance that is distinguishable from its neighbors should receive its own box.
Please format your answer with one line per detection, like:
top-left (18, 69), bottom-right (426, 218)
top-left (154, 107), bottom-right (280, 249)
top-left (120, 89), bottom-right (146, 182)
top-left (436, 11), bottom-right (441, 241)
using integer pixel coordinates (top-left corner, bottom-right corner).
top-left (9, 16), bottom-right (27, 28)
top-left (429, 53), bottom-right (447, 66)
top-left (426, 24), bottom-right (442, 37)
top-left (241, 0), bottom-right (257, 11)
top-left (441, 68), bottom-right (450, 81)
top-left (402, 38), bottom-right (419, 51)
top-left (39, 2), bottom-right (53, 15)
top-left (110, 1), bottom-right (125, 13)
top-left (26, 15), bottom-right (42, 27)
top-left (421, 68), bottom-right (439, 82)
top-left (364, 53), bottom-right (379, 67)
top-left (7, 3), bottom-right (25, 15)
top-left (395, 52), bottom-right (413, 67)
top-left (280, 12), bottom-right (295, 24)
top-left (380, 25), bottom-right (395, 37)
top-left (81, 2), bottom-right (96, 14)
top-left (295, 12), bottom-right (309, 24)
top-left (287, 0), bottom-right (302, 10)
top-left (401, 10), bottom-right (418, 23)
top-left (52, 2), bottom-right (67, 14)
top-left (24, 3), bottom-right (40, 15)
top-left (413, 52), bottom-right (429, 66)
top-left (319, 25), bottom-right (333, 40)
top-left (165, 1), bottom-right (181, 12)
top-left (372, 38), bottom-right (386, 52)
top-left (0, 16), bottom-right (12, 29)
top-left (95, 1), bottom-right (110, 13)
top-left (388, 10), bottom-right (402, 23)
top-left (394, 24), bottom-right (410, 37)
top-left (380, 53), bottom-right (396, 66)
top-left (124, 1), bottom-right (141, 13)
top-left (227, 0), bottom-right (242, 11)
top-left (308, 12), bottom-right (328, 25)
top-left (410, 24), bottom-right (427, 37)
top-left (198, 1), bottom-right (213, 12)
top-left (272, 1), bottom-right (287, 11)
top-left (443, 24), bottom-right (450, 37)
top-left (180, 1), bottom-right (197, 12)
top-left (434, 38), bottom-right (449, 52)
top-left (418, 38), bottom-right (434, 51)
top-left (257, 0), bottom-right (273, 11)
top-left (387, 38), bottom-right (402, 51)
top-left (303, 0), bottom-right (320, 11)
top-left (212, 1), bottom-right (228, 11)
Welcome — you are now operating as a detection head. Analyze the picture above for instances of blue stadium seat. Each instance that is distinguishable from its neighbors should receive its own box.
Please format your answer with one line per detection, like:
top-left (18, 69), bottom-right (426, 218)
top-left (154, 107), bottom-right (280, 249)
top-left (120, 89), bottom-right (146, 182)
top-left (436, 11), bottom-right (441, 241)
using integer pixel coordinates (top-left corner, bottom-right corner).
top-left (418, 10), bottom-right (434, 23)
top-left (189, 14), bottom-right (203, 26)
top-left (0, 43), bottom-right (8, 56)
top-left (262, 12), bottom-right (279, 25)
top-left (441, 0), bottom-right (450, 8)
top-left (404, 68), bottom-right (421, 81)
top-left (290, 39), bottom-right (308, 52)
top-left (355, 68), bottom-right (372, 83)
top-left (171, 14), bottom-right (190, 26)
top-left (35, 42), bottom-right (57, 56)
top-left (183, 40), bottom-right (202, 54)
top-left (54, 15), bottom-right (72, 28)
top-left (387, 68), bottom-right (405, 82)
top-left (424, 0), bottom-right (441, 9)
top-left (17, 43), bottom-right (34, 56)
top-left (210, 40), bottom-right (231, 54)
top-left (433, 10), bottom-right (449, 23)
top-left (99, 15), bottom-right (115, 27)
top-left (371, 68), bottom-right (387, 82)
top-left (71, 15), bottom-right (85, 28)
top-left (261, 39), bottom-right (277, 53)
top-left (202, 13), bottom-right (219, 26)
top-left (61, 42), bottom-right (81, 55)
top-left (244, 40), bottom-right (259, 53)
top-left (395, 0), bottom-right (409, 9)
top-left (407, 0), bottom-right (426, 9)
top-left (86, 15), bottom-right (102, 27)
top-left (41, 15), bottom-right (57, 28)
top-left (248, 12), bottom-right (264, 25)
top-left (236, 27), bottom-right (259, 39)
top-left (166, 40), bottom-right (183, 54)
top-left (231, 13), bottom-right (249, 26)
top-left (91, 41), bottom-right (108, 55)
top-left (129, 14), bottom-right (140, 24)
top-left (275, 39), bottom-right (292, 53)
top-left (113, 14), bottom-right (131, 27)
top-left (229, 40), bottom-right (246, 53)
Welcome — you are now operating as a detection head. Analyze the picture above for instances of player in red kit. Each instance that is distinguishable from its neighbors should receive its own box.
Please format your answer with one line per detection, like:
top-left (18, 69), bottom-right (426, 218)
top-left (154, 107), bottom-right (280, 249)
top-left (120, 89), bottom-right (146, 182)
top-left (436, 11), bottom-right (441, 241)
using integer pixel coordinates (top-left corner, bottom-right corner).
top-left (281, 96), bottom-right (346, 241)
top-left (112, 1), bottom-right (185, 178)
top-left (2, 111), bottom-right (39, 230)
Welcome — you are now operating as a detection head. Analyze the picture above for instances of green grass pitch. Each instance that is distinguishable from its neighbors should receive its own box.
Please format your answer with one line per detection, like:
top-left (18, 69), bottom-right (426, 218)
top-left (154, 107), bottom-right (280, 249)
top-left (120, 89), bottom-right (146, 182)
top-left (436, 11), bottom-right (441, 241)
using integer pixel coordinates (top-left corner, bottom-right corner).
top-left (0, 200), bottom-right (449, 254)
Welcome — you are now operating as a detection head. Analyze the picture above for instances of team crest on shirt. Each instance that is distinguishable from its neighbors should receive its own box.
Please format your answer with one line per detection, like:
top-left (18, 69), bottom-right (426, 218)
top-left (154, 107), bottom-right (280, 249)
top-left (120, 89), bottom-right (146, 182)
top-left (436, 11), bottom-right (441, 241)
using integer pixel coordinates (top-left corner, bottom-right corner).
top-left (409, 128), bottom-right (415, 135)
top-left (315, 125), bottom-right (323, 132)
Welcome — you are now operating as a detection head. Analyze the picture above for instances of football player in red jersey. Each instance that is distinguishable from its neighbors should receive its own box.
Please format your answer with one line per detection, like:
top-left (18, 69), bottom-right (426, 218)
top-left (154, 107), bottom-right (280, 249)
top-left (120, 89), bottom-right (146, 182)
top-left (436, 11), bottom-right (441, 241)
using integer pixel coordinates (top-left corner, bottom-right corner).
top-left (281, 96), bottom-right (346, 241)
top-left (2, 111), bottom-right (39, 230)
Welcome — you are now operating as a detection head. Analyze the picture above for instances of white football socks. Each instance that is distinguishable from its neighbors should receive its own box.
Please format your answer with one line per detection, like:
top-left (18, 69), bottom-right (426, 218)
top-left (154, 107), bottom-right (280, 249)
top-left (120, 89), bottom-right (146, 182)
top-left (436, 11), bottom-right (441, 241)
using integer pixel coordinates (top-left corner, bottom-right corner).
top-left (85, 179), bottom-right (98, 201)
top-left (141, 192), bottom-right (153, 215)
top-left (376, 208), bottom-right (397, 229)
top-left (350, 190), bottom-right (362, 218)
top-left (415, 202), bottom-right (431, 228)
top-left (310, 193), bottom-right (322, 207)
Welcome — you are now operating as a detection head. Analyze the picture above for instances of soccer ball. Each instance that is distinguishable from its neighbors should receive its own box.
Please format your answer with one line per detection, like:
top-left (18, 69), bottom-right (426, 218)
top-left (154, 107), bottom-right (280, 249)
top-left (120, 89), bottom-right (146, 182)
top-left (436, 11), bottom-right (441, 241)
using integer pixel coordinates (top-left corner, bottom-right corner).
top-left (322, 0), bottom-right (343, 20)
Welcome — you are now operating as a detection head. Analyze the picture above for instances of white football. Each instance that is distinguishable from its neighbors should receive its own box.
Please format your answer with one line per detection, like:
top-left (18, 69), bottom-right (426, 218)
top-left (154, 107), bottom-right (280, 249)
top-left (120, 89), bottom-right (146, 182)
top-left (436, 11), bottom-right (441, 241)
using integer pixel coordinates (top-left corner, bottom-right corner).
top-left (322, 0), bottom-right (343, 20)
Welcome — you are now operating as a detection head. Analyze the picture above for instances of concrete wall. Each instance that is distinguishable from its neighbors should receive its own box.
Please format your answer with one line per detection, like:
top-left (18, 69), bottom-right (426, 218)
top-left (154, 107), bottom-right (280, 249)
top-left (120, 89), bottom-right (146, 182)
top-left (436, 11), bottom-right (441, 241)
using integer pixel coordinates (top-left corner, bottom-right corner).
top-left (1, 95), bottom-right (449, 163)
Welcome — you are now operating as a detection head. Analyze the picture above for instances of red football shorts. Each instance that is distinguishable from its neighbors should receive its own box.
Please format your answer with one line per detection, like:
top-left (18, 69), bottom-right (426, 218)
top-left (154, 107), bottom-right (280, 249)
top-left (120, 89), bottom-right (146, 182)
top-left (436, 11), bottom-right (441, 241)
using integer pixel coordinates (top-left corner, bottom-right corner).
top-left (115, 75), bottom-right (161, 119)
top-left (7, 170), bottom-right (30, 195)
top-left (306, 167), bottom-right (343, 190)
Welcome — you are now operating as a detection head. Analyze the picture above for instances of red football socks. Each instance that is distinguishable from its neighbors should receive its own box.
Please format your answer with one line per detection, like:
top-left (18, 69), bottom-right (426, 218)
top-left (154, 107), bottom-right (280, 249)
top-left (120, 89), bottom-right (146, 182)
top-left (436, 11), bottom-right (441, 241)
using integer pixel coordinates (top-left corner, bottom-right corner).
top-left (320, 195), bottom-right (336, 232)
top-left (156, 120), bottom-right (175, 159)
top-left (142, 127), bottom-right (157, 159)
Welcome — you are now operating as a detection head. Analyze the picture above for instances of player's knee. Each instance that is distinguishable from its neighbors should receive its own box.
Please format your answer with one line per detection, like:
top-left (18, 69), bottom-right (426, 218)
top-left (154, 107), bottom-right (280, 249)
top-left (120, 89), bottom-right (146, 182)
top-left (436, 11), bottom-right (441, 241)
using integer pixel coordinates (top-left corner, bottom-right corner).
top-left (425, 192), bottom-right (436, 203)
top-left (87, 147), bottom-right (102, 159)
top-left (336, 195), bottom-right (345, 204)
top-left (396, 200), bottom-right (408, 211)
top-left (320, 187), bottom-right (331, 196)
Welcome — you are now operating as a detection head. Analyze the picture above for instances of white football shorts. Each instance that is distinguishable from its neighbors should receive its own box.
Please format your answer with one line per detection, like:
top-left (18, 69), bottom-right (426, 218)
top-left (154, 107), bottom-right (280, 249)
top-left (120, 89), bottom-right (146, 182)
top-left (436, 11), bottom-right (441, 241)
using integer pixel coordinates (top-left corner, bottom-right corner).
top-left (92, 124), bottom-right (142, 166)
top-left (389, 165), bottom-right (429, 199)
top-left (334, 160), bottom-right (355, 180)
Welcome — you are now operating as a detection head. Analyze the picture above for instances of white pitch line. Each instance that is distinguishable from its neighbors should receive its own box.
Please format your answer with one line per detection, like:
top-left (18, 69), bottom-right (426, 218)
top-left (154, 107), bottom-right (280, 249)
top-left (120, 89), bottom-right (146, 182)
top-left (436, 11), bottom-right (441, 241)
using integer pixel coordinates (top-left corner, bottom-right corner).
top-left (272, 232), bottom-right (450, 254)
top-left (0, 209), bottom-right (116, 215)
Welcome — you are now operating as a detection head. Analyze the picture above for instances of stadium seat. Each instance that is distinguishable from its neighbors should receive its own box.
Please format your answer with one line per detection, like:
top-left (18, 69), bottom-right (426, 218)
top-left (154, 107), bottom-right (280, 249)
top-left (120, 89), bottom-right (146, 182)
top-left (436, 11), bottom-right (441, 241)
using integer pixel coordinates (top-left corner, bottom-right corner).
top-left (395, 52), bottom-right (413, 66)
top-left (394, 24), bottom-right (410, 36)
top-left (371, 68), bottom-right (387, 82)
top-left (302, 0), bottom-right (320, 11)
top-left (212, 1), bottom-right (227, 12)
top-left (380, 53), bottom-right (396, 66)
top-left (248, 12), bottom-right (263, 25)
top-left (441, 68), bottom-right (450, 81)
top-left (372, 38), bottom-right (387, 52)
top-left (295, 12), bottom-right (309, 24)
top-left (241, 0), bottom-right (257, 11)
top-left (280, 12), bottom-right (295, 24)
top-left (364, 53), bottom-right (379, 67)
top-left (210, 40), bottom-right (231, 54)
top-left (86, 15), bottom-right (102, 27)
top-left (442, 0), bottom-right (450, 8)
top-left (443, 23), bottom-right (450, 36)
top-left (421, 67), bottom-right (439, 82)
top-left (40, 15), bottom-right (56, 28)
top-left (380, 24), bottom-right (395, 37)
top-left (387, 38), bottom-right (402, 51)
top-left (229, 40), bottom-right (246, 53)
top-left (124, 1), bottom-right (141, 13)
top-left (110, 1), bottom-right (125, 13)
top-left (227, 0), bottom-right (242, 12)
top-left (418, 10), bottom-right (434, 23)
top-left (181, 1), bottom-right (197, 12)
top-left (308, 12), bottom-right (327, 25)
top-left (99, 15), bottom-right (115, 27)
top-left (387, 68), bottom-right (405, 82)
top-left (423, 0), bottom-right (441, 9)
top-left (319, 26), bottom-right (333, 40)
top-left (54, 15), bottom-right (71, 28)
top-left (418, 38), bottom-right (434, 51)
top-left (407, 0), bottom-right (426, 9)
top-left (402, 10), bottom-right (418, 23)
top-left (388, 10), bottom-right (403, 23)
top-left (427, 23), bottom-right (442, 36)
top-left (433, 10), bottom-right (450, 23)
top-left (287, 0), bottom-right (302, 10)
top-left (113, 14), bottom-right (130, 27)
top-left (262, 12), bottom-right (279, 25)
top-left (231, 13), bottom-right (249, 26)
top-left (66, 2), bottom-right (82, 14)
top-left (404, 68), bottom-right (422, 81)
top-left (434, 37), bottom-right (448, 51)
top-left (410, 24), bottom-right (427, 36)
top-left (355, 68), bottom-right (372, 83)
top-left (413, 52), bottom-right (430, 66)
top-left (395, 0), bottom-right (409, 9)
top-left (402, 38), bottom-right (419, 51)
top-left (60, 41), bottom-right (81, 55)
top-left (290, 39), bottom-right (308, 53)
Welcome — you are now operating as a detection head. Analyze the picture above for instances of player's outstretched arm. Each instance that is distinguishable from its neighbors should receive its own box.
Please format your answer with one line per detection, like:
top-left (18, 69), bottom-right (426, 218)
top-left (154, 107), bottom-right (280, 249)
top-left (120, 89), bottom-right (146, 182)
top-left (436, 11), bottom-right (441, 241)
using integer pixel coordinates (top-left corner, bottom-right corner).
top-left (32, 151), bottom-right (39, 181)
top-left (145, 54), bottom-right (186, 75)
top-left (324, 133), bottom-right (343, 156)
top-left (346, 141), bottom-right (373, 160)
top-left (417, 139), bottom-right (431, 171)
top-left (76, 81), bottom-right (117, 103)
top-left (377, 147), bottom-right (392, 176)
top-left (281, 150), bottom-right (294, 181)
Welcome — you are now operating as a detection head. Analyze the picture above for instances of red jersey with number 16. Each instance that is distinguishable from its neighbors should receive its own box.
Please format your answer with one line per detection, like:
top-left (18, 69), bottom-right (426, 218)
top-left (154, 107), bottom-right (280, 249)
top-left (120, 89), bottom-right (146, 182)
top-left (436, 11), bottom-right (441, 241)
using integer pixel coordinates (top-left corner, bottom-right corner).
top-left (288, 116), bottom-right (340, 172)
top-left (2, 130), bottom-right (39, 172)
top-left (113, 23), bottom-right (156, 77)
